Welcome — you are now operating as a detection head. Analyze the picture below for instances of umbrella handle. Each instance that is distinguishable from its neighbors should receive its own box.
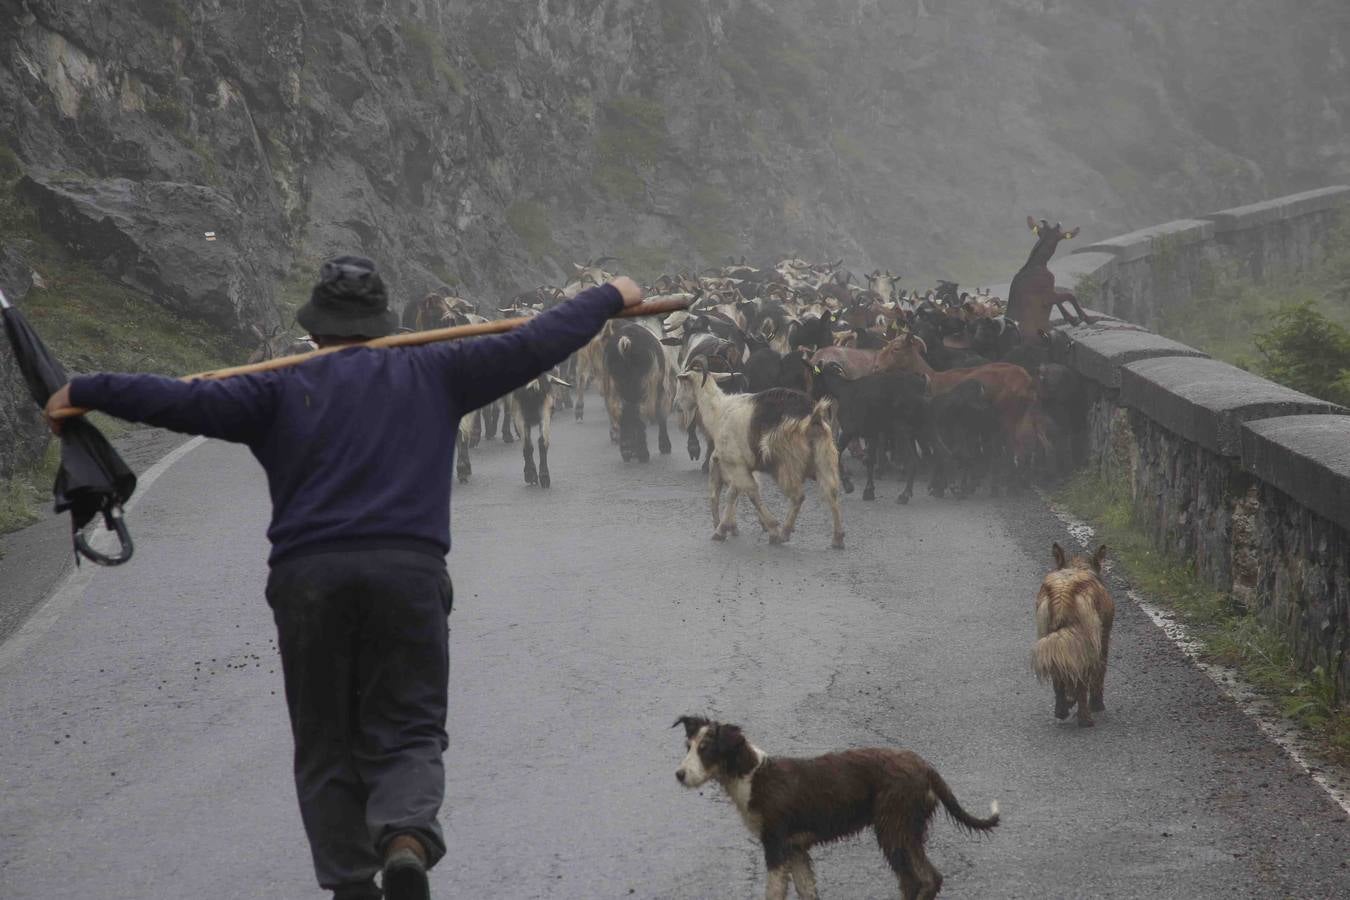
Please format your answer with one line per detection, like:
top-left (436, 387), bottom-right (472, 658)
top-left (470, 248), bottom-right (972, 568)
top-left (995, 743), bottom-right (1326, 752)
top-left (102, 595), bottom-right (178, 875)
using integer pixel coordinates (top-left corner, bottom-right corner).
top-left (74, 508), bottom-right (135, 566)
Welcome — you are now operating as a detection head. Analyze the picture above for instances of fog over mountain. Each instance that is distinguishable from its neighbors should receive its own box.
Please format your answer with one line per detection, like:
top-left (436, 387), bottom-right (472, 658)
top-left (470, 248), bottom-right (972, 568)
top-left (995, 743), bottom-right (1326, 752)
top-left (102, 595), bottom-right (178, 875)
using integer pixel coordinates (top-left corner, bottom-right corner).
top-left (2, 0), bottom-right (1348, 328)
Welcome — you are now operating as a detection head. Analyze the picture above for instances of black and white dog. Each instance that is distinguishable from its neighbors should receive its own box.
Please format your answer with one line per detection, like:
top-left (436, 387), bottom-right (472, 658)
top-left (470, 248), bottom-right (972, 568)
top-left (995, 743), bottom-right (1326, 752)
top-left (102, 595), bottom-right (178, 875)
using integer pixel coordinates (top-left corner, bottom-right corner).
top-left (674, 716), bottom-right (999, 900)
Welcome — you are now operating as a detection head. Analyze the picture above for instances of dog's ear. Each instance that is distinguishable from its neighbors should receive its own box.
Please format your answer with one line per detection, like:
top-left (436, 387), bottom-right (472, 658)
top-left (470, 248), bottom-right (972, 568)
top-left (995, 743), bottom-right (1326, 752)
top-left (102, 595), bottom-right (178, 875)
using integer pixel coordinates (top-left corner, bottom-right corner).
top-left (1091, 544), bottom-right (1108, 573)
top-left (714, 724), bottom-right (757, 776)
top-left (1052, 542), bottom-right (1067, 570)
top-left (673, 716), bottom-right (710, 739)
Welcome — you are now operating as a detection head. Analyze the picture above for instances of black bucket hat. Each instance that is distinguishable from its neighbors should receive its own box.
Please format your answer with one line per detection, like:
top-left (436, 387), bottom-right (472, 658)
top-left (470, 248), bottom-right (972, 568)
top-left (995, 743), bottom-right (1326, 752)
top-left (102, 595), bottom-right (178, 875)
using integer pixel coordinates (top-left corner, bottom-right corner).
top-left (296, 256), bottom-right (398, 338)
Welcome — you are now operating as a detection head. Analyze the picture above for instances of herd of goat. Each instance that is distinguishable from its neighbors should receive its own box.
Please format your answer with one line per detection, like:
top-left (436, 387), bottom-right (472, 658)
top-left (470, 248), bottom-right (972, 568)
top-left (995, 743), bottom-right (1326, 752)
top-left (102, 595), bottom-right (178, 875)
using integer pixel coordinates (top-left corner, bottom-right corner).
top-left (249, 218), bottom-right (1093, 550)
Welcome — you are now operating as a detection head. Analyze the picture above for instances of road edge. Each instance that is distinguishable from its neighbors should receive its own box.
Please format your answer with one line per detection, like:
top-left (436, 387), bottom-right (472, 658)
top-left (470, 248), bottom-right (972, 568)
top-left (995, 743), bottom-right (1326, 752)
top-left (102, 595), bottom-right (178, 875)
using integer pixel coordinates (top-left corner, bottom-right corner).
top-left (0, 436), bottom-right (206, 671)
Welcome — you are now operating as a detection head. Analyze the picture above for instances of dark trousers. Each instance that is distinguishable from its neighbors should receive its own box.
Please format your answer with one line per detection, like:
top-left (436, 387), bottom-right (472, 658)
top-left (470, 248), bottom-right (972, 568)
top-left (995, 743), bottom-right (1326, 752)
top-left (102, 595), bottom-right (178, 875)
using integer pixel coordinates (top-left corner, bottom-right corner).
top-left (266, 548), bottom-right (452, 890)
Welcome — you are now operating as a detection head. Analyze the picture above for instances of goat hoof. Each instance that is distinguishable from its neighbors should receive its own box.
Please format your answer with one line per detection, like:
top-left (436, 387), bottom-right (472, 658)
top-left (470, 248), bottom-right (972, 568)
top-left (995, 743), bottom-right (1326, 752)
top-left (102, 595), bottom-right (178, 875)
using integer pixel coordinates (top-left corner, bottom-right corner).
top-left (895, 493), bottom-right (911, 506)
top-left (711, 531), bottom-right (727, 542)
top-left (1077, 717), bottom-right (1096, 728)
top-left (768, 533), bottom-right (785, 545)
top-left (862, 487), bottom-right (876, 501)
top-left (842, 481), bottom-right (855, 495)
top-left (539, 473), bottom-right (551, 489)
top-left (831, 535), bottom-right (845, 550)
top-left (659, 439), bottom-right (673, 455)
top-left (1090, 698), bottom-right (1105, 712)
top-left (1054, 703), bottom-right (1071, 720)
top-left (620, 449), bottom-right (632, 462)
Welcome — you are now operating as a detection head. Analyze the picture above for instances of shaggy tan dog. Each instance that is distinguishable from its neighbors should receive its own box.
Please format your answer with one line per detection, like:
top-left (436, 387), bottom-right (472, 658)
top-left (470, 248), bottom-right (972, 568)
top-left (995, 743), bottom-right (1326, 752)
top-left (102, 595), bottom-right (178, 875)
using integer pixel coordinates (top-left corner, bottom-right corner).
top-left (1032, 543), bottom-right (1116, 726)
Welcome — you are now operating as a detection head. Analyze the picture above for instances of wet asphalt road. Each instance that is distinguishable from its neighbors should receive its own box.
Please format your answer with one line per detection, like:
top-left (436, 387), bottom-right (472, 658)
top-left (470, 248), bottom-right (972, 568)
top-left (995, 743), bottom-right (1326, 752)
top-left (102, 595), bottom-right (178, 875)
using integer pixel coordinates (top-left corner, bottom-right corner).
top-left (0, 406), bottom-right (1347, 899)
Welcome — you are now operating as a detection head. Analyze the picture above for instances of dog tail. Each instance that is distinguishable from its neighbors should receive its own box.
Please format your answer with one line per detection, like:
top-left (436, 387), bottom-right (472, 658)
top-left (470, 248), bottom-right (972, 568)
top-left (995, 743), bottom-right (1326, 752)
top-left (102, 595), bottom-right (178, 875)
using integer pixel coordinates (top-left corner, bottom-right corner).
top-left (929, 769), bottom-right (1000, 833)
top-left (1031, 591), bottom-right (1103, 689)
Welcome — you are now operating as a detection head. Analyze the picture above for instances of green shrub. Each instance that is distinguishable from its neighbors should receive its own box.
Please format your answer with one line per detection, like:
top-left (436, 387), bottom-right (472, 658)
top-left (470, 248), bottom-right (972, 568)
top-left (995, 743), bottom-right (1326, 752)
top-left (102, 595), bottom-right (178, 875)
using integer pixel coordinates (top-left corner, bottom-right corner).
top-left (146, 93), bottom-right (188, 130)
top-left (1254, 301), bottom-right (1350, 403)
top-left (0, 145), bottom-right (21, 181)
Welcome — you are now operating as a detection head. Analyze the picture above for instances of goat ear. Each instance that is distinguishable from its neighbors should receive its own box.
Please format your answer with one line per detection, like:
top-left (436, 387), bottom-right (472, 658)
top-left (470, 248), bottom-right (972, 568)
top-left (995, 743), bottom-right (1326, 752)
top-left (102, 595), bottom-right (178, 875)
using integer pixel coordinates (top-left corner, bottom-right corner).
top-left (673, 716), bottom-right (710, 739)
top-left (1052, 542), bottom-right (1068, 570)
top-left (1064, 227), bottom-right (1081, 240)
top-left (1091, 544), bottom-right (1108, 573)
top-left (1027, 215), bottom-right (1038, 232)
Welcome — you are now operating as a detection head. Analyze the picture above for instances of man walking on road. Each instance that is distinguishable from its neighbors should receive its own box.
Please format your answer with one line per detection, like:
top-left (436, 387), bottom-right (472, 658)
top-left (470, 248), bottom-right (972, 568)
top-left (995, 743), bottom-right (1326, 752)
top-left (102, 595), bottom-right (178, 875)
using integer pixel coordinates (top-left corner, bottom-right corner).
top-left (44, 257), bottom-right (643, 900)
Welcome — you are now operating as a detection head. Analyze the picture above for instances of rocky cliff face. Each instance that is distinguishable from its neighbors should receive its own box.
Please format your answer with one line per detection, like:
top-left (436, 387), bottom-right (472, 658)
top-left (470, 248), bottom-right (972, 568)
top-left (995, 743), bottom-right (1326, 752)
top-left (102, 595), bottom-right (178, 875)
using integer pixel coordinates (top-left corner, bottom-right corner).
top-left (1, 0), bottom-right (1348, 473)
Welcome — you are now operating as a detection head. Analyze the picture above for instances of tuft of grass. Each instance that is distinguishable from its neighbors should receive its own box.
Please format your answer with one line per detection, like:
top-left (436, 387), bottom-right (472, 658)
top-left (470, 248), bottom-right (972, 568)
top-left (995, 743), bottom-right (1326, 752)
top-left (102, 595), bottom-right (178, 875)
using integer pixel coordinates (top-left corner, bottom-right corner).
top-left (402, 19), bottom-right (466, 94)
top-left (0, 144), bottom-right (21, 180)
top-left (591, 162), bottom-right (646, 205)
top-left (1057, 468), bottom-right (1350, 765)
top-left (686, 184), bottom-right (733, 262)
top-left (611, 243), bottom-right (675, 284)
top-left (505, 201), bottom-right (557, 261)
top-left (0, 441), bottom-right (60, 536)
top-left (596, 95), bottom-right (667, 169)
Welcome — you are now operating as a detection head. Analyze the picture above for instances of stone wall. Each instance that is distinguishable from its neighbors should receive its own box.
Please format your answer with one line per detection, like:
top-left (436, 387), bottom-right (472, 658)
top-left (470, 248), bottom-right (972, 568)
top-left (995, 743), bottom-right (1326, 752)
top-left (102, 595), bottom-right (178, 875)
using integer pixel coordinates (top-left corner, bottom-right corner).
top-left (1049, 187), bottom-right (1350, 697)
top-left (1064, 186), bottom-right (1350, 329)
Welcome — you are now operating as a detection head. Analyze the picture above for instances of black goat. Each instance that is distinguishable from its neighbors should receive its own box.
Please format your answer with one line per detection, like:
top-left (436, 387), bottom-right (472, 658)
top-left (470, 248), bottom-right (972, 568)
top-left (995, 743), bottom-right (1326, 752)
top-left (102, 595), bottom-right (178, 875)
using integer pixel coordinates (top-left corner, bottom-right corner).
top-left (603, 324), bottom-right (673, 463)
top-left (812, 362), bottom-right (931, 504)
top-left (928, 380), bottom-right (998, 498)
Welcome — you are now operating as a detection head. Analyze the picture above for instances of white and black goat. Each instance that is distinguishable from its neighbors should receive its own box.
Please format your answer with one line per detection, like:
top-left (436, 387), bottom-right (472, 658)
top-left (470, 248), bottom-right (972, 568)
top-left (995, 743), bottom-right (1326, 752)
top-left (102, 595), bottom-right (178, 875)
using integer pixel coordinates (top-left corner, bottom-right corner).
top-left (677, 370), bottom-right (844, 549)
top-left (603, 323), bottom-right (674, 462)
top-left (505, 371), bottom-right (570, 488)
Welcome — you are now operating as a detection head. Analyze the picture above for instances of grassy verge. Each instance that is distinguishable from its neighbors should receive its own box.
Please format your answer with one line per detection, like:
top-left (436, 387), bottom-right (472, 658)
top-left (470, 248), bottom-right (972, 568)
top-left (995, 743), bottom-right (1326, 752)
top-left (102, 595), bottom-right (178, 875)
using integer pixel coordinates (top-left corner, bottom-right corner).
top-left (1057, 467), bottom-right (1350, 766)
top-left (0, 441), bottom-right (60, 535)
top-left (1, 163), bottom-right (239, 537)
top-left (1157, 218), bottom-right (1350, 374)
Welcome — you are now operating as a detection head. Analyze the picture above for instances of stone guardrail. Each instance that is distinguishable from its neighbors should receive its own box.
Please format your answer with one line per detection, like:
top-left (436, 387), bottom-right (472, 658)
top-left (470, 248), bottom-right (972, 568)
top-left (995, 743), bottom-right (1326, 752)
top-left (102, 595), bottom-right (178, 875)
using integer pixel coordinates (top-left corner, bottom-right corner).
top-left (1044, 186), bottom-right (1350, 697)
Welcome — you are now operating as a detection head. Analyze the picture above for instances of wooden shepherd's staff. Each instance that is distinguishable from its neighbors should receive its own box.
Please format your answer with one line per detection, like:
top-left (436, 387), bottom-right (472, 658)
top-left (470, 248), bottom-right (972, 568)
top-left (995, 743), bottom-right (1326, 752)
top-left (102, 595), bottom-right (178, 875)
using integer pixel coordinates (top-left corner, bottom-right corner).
top-left (48, 295), bottom-right (693, 421)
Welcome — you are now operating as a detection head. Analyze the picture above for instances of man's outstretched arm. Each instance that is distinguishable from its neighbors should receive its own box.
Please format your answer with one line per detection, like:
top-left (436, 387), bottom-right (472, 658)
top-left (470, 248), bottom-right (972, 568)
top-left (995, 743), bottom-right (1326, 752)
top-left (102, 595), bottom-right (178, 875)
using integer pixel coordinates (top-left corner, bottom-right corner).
top-left (45, 372), bottom-right (277, 444)
top-left (438, 276), bottom-right (642, 412)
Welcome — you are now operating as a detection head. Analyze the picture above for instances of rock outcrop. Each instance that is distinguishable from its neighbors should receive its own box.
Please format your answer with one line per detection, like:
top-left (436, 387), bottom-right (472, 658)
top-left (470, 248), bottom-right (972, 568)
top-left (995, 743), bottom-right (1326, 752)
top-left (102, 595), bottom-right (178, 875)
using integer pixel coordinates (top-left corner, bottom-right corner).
top-left (1, 0), bottom-right (1348, 476)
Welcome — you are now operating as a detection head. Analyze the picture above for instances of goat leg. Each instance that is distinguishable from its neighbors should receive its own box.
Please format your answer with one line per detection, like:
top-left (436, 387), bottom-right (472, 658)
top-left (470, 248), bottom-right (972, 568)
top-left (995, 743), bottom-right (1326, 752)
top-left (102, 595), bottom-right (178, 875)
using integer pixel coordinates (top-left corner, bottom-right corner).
top-left (521, 424), bottom-right (538, 485)
top-left (835, 430), bottom-right (855, 494)
top-left (862, 437), bottom-right (877, 502)
top-left (657, 414), bottom-right (672, 456)
top-left (687, 421), bottom-right (701, 461)
top-left (895, 431), bottom-right (916, 505)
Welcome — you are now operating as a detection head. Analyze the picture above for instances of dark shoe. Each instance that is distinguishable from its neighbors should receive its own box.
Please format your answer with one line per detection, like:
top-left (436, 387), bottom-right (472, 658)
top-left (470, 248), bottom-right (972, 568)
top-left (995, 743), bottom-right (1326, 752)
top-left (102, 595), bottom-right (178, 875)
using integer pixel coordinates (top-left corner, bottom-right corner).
top-left (333, 881), bottom-right (382, 900)
top-left (383, 835), bottom-right (430, 900)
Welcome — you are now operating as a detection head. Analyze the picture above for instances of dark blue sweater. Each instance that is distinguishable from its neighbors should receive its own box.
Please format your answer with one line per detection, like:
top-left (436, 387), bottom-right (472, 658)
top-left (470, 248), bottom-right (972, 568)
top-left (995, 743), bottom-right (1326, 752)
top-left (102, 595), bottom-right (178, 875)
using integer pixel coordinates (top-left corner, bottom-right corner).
top-left (70, 284), bottom-right (623, 565)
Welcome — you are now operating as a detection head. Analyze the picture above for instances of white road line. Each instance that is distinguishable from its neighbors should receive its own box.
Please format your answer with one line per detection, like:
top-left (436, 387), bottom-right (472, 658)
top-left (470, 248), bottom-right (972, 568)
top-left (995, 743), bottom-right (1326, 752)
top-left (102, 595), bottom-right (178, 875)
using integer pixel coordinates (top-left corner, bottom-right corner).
top-left (1040, 492), bottom-right (1350, 818)
top-left (0, 436), bottom-right (207, 672)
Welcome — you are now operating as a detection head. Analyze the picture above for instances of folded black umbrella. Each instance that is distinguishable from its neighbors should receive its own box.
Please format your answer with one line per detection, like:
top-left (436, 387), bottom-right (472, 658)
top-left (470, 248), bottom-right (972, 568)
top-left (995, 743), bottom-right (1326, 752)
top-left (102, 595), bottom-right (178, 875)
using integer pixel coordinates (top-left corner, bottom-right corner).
top-left (1, 288), bottom-right (136, 565)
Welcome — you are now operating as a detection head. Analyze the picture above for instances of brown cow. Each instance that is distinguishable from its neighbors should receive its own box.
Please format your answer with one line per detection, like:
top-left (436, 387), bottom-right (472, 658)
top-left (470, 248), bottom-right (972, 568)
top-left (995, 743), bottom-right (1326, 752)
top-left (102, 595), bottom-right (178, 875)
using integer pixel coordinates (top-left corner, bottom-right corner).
top-left (1007, 218), bottom-right (1091, 339)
